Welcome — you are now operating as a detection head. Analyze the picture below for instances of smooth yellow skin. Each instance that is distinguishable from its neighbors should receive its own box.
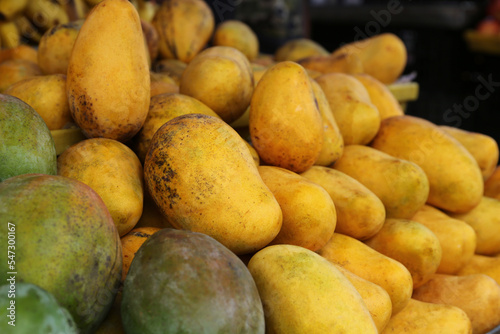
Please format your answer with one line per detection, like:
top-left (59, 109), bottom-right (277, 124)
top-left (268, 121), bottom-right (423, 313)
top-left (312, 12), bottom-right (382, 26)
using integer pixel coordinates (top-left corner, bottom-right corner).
top-left (0, 59), bottom-right (42, 92)
top-left (152, 59), bottom-right (186, 84)
top-left (120, 227), bottom-right (161, 281)
top-left (413, 274), bottom-right (500, 334)
top-left (310, 79), bottom-right (344, 166)
top-left (149, 72), bottom-right (179, 97)
top-left (332, 33), bottom-right (407, 84)
top-left (213, 20), bottom-right (259, 61)
top-left (245, 142), bottom-right (260, 167)
top-left (152, 0), bottom-right (214, 63)
top-left (381, 299), bottom-right (472, 334)
top-left (371, 115), bottom-right (484, 213)
top-left (365, 218), bottom-right (442, 289)
top-left (57, 138), bottom-right (144, 237)
top-left (318, 233), bottom-right (413, 315)
top-left (0, 44), bottom-right (38, 64)
top-left (67, 0), bottom-right (150, 142)
top-left (485, 166), bottom-right (500, 200)
top-left (333, 145), bottom-right (430, 219)
top-left (3, 74), bottom-right (71, 130)
top-left (298, 52), bottom-right (364, 75)
top-left (301, 166), bottom-right (385, 240)
top-left (315, 72), bottom-right (380, 145)
top-left (456, 254), bottom-right (500, 286)
top-left (25, 0), bottom-right (69, 31)
top-left (144, 114), bottom-right (282, 255)
top-left (353, 73), bottom-right (404, 120)
top-left (440, 126), bottom-right (499, 181)
top-left (133, 93), bottom-right (219, 163)
top-left (335, 265), bottom-right (392, 333)
top-left (258, 166), bottom-right (336, 251)
top-left (0, 21), bottom-right (20, 48)
top-left (448, 196), bottom-right (500, 255)
top-left (180, 50), bottom-right (253, 124)
top-left (274, 38), bottom-right (329, 62)
top-left (411, 205), bottom-right (477, 274)
top-left (37, 21), bottom-right (83, 75)
top-left (250, 61), bottom-right (323, 173)
top-left (248, 244), bottom-right (378, 334)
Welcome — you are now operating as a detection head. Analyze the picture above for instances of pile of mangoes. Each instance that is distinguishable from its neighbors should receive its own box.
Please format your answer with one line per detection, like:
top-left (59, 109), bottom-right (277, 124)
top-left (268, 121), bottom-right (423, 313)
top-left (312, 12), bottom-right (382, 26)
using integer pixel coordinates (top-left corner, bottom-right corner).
top-left (1, 0), bottom-right (500, 333)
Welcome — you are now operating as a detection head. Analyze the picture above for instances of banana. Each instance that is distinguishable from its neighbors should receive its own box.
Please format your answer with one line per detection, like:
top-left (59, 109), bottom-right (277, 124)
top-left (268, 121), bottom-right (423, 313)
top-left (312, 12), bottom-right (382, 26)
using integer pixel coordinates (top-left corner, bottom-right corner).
top-left (25, 0), bottom-right (69, 32)
top-left (0, 0), bottom-right (28, 21)
top-left (14, 15), bottom-right (43, 44)
top-left (0, 20), bottom-right (20, 48)
top-left (58, 0), bottom-right (89, 21)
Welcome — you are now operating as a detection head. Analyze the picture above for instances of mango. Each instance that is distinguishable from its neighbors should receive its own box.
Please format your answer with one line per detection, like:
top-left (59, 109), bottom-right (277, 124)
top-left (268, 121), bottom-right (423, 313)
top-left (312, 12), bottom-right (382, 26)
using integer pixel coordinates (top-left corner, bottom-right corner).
top-left (57, 138), bottom-right (144, 237)
top-left (365, 218), bottom-right (442, 289)
top-left (381, 299), bottom-right (472, 334)
top-left (144, 114), bottom-right (282, 255)
top-left (370, 115), bottom-right (483, 213)
top-left (300, 166), bottom-right (385, 240)
top-left (298, 52), bottom-right (363, 75)
top-left (0, 174), bottom-right (122, 333)
top-left (0, 59), bottom-right (42, 92)
top-left (0, 94), bottom-right (56, 181)
top-left (122, 229), bottom-right (265, 333)
top-left (456, 254), bottom-right (500, 286)
top-left (318, 233), bottom-right (413, 315)
top-left (332, 33), bottom-right (407, 84)
top-left (411, 205), bottom-right (477, 274)
top-left (149, 72), bottom-right (179, 97)
top-left (152, 0), bottom-right (214, 63)
top-left (258, 165), bottom-right (336, 251)
top-left (0, 44), bottom-right (38, 64)
top-left (274, 38), bottom-right (329, 62)
top-left (248, 244), bottom-right (378, 334)
top-left (120, 227), bottom-right (161, 282)
top-left (4, 74), bottom-right (72, 130)
top-left (412, 274), bottom-right (500, 334)
top-left (153, 58), bottom-right (186, 84)
top-left (141, 19), bottom-right (159, 62)
top-left (315, 72), bottom-right (380, 145)
top-left (213, 20), bottom-right (259, 61)
top-left (249, 61), bottom-right (323, 173)
top-left (333, 145), bottom-right (430, 219)
top-left (67, 0), bottom-right (150, 142)
top-left (485, 165), bottom-right (500, 200)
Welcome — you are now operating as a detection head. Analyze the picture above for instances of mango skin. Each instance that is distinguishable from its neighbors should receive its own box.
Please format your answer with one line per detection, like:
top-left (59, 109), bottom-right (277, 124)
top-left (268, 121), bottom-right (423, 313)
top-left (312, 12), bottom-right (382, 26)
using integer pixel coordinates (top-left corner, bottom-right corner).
top-left (67, 0), bottom-right (150, 142)
top-left (381, 299), bottom-right (472, 334)
top-left (258, 166), bottom-right (337, 251)
top-left (144, 114), bottom-right (282, 255)
top-left (0, 174), bottom-right (122, 333)
top-left (274, 38), bottom-right (329, 62)
top-left (57, 138), bottom-right (144, 237)
top-left (120, 227), bottom-right (161, 282)
top-left (0, 94), bottom-right (57, 181)
top-left (248, 244), bottom-right (378, 334)
top-left (364, 218), bottom-right (442, 289)
top-left (213, 20), bottom-right (259, 61)
top-left (333, 145), bottom-right (430, 219)
top-left (456, 254), bottom-right (500, 286)
top-left (250, 61), bottom-right (323, 173)
top-left (0, 59), bottom-right (42, 92)
top-left (485, 165), bottom-right (500, 200)
top-left (318, 233), bottom-right (413, 315)
top-left (370, 115), bottom-right (483, 213)
top-left (298, 52), bottom-right (364, 75)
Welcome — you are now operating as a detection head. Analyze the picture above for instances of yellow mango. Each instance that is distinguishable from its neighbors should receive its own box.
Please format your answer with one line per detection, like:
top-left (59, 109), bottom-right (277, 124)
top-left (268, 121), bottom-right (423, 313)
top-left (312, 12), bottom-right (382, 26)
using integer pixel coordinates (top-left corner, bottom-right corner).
top-left (141, 19), bottom-right (159, 62)
top-left (485, 165), bottom-right (500, 200)
top-left (411, 205), bottom-right (477, 274)
top-left (381, 299), bottom-right (472, 334)
top-left (67, 0), bottom-right (150, 142)
top-left (0, 44), bottom-right (38, 64)
top-left (57, 138), bottom-right (144, 236)
top-left (152, 0), bottom-right (214, 63)
top-left (258, 166), bottom-right (336, 251)
top-left (440, 126), bottom-right (499, 181)
top-left (213, 20), bottom-right (259, 61)
top-left (456, 254), bottom-right (500, 286)
top-left (0, 59), bottom-right (42, 92)
top-left (412, 274), bottom-right (500, 334)
top-left (353, 73), bottom-right (404, 120)
top-left (132, 93), bottom-right (219, 163)
top-left (249, 61), bottom-right (323, 173)
top-left (248, 244), bottom-right (378, 334)
top-left (298, 52), bottom-right (363, 75)
top-left (364, 218), bottom-right (442, 289)
top-left (153, 59), bottom-right (186, 84)
top-left (274, 38), bottom-right (329, 62)
top-left (332, 33), bottom-right (407, 84)
top-left (335, 265), bottom-right (392, 333)
top-left (315, 72), bottom-right (380, 145)
top-left (245, 141), bottom-right (260, 167)
top-left (179, 47), bottom-right (253, 123)
top-left (333, 145), bottom-right (430, 219)
top-left (37, 21), bottom-right (83, 75)
top-left (149, 72), bottom-right (179, 97)
top-left (300, 166), bottom-right (385, 240)
top-left (133, 188), bottom-right (171, 229)
top-left (370, 115), bottom-right (483, 213)
top-left (144, 114), bottom-right (282, 255)
top-left (121, 227), bottom-right (161, 281)
top-left (318, 233), bottom-right (413, 315)
top-left (448, 196), bottom-right (500, 255)
top-left (3, 74), bottom-right (71, 130)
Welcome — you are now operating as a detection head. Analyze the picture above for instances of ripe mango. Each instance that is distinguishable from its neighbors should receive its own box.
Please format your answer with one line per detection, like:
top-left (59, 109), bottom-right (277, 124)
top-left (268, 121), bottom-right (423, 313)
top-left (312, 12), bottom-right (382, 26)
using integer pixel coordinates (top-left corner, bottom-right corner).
top-left (274, 38), bottom-right (329, 62)
top-left (485, 165), bottom-right (500, 200)
top-left (213, 20), bottom-right (259, 61)
top-left (0, 59), bottom-right (42, 92)
top-left (67, 0), bottom-right (150, 142)
top-left (298, 52), bottom-right (363, 75)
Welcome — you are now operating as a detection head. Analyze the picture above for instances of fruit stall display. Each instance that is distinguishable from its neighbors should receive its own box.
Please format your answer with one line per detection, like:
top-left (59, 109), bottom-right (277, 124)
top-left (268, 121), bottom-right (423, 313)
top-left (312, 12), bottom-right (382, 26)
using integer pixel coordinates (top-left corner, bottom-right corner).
top-left (1, 0), bottom-right (500, 333)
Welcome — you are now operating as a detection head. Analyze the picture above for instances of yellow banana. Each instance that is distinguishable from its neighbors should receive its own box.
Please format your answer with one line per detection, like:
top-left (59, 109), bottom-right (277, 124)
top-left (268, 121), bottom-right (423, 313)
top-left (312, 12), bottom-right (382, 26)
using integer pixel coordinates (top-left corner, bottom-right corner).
top-left (25, 0), bottom-right (69, 32)
top-left (0, 0), bottom-right (28, 21)
top-left (58, 0), bottom-right (89, 21)
top-left (14, 15), bottom-right (43, 44)
top-left (0, 21), bottom-right (20, 48)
